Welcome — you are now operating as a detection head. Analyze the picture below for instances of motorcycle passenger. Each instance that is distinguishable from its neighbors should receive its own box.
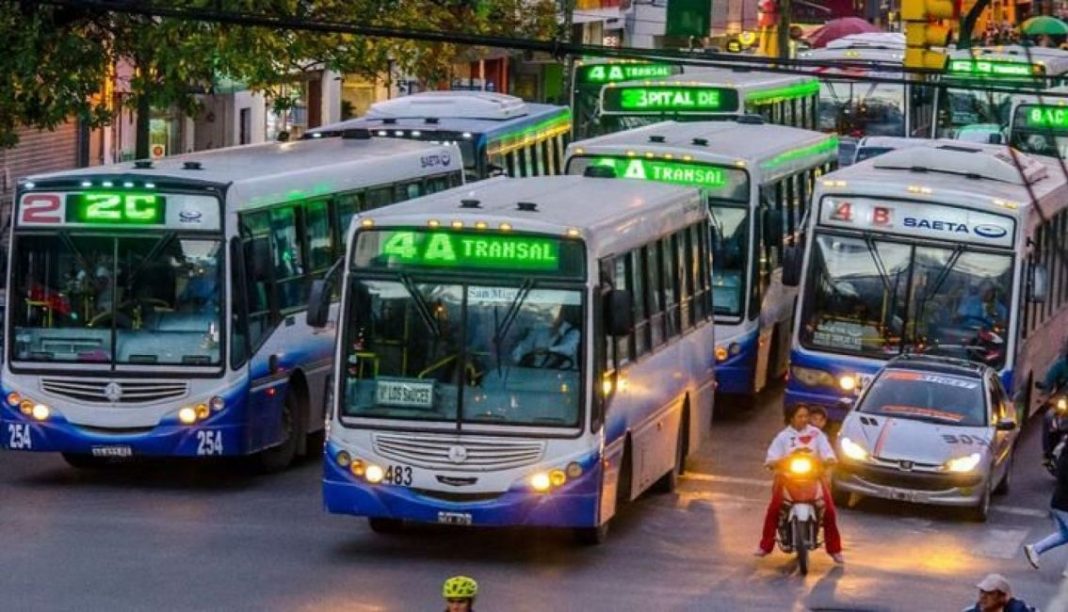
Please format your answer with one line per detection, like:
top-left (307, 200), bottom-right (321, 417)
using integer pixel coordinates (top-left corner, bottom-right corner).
top-left (1041, 338), bottom-right (1068, 460)
top-left (442, 576), bottom-right (478, 612)
top-left (755, 404), bottom-right (844, 563)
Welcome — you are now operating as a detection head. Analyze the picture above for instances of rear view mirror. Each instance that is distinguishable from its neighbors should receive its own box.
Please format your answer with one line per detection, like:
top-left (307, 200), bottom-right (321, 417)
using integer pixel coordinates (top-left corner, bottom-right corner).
top-left (996, 419), bottom-right (1017, 432)
top-left (782, 245), bottom-right (803, 287)
top-left (605, 289), bottom-right (634, 337)
top-left (246, 236), bottom-right (272, 284)
top-left (1031, 264), bottom-right (1049, 302)
top-left (988, 133), bottom-right (1003, 145)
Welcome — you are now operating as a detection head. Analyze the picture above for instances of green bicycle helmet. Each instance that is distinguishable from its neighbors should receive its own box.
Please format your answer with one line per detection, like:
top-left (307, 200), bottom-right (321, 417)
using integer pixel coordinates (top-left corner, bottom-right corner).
top-left (442, 575), bottom-right (478, 599)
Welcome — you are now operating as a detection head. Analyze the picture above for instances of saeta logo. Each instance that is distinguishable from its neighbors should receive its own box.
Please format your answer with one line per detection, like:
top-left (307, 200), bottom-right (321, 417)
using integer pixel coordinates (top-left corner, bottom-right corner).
top-left (973, 224), bottom-right (1007, 239)
top-left (179, 210), bottom-right (203, 223)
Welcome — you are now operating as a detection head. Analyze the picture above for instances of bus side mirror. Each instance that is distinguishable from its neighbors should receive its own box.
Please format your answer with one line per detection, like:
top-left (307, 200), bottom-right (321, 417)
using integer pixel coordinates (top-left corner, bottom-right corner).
top-left (306, 258), bottom-right (343, 328)
top-left (605, 289), bottom-right (634, 337)
top-left (782, 245), bottom-right (803, 287)
top-left (761, 206), bottom-right (783, 249)
top-left (1031, 264), bottom-right (1049, 302)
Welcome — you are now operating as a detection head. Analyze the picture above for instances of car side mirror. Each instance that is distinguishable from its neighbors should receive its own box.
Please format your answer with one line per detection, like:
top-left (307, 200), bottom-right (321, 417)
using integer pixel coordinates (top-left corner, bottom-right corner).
top-left (996, 419), bottom-right (1017, 432)
top-left (782, 244), bottom-right (803, 287)
top-left (605, 289), bottom-right (634, 337)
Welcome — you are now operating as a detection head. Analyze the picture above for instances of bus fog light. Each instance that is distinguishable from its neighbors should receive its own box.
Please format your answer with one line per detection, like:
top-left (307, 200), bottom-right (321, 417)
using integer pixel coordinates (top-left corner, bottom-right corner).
top-left (715, 346), bottom-right (728, 362)
top-left (19, 399), bottom-right (34, 415)
top-left (566, 462), bottom-right (583, 478)
top-left (530, 472), bottom-right (552, 492)
top-left (336, 450), bottom-right (351, 467)
top-left (195, 403), bottom-right (210, 419)
top-left (7, 392), bottom-right (20, 406)
top-left (178, 407), bottom-right (198, 425)
top-left (365, 464), bottom-right (385, 484)
top-left (209, 396), bottom-right (225, 411)
top-left (31, 403), bottom-right (50, 421)
top-left (549, 469), bottom-right (567, 487)
top-left (351, 459), bottom-right (366, 477)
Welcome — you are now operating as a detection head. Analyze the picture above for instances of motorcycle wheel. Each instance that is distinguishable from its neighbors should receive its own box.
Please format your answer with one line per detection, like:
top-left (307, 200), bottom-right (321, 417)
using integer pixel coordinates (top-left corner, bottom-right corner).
top-left (793, 518), bottom-right (809, 576)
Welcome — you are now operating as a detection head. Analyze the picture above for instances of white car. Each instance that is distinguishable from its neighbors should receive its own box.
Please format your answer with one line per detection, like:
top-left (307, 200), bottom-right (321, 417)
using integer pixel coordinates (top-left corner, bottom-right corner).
top-left (833, 354), bottom-right (1019, 521)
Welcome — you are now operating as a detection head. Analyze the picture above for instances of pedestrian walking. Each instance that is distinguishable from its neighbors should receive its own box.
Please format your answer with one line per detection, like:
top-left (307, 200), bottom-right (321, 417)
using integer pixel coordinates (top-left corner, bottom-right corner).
top-left (1024, 422), bottom-right (1068, 576)
top-left (962, 574), bottom-right (1035, 612)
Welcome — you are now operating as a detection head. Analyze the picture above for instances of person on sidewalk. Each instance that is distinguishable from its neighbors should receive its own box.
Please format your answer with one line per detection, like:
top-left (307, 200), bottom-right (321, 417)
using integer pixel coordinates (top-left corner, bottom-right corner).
top-left (1024, 424), bottom-right (1068, 577)
top-left (963, 573), bottom-right (1034, 612)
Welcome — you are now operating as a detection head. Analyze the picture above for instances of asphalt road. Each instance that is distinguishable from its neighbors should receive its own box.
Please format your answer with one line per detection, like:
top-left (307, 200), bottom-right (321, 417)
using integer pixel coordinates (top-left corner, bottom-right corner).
top-left (1, 386), bottom-right (1064, 611)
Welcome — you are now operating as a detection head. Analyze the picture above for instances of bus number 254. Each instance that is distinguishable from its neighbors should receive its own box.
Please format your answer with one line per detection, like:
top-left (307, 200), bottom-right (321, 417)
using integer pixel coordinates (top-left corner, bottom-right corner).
top-left (196, 430), bottom-right (224, 456)
top-left (7, 423), bottom-right (32, 449)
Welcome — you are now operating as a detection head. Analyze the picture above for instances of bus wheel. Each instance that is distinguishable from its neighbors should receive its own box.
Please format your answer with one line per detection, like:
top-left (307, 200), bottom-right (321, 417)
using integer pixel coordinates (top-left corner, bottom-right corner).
top-left (653, 410), bottom-right (687, 493)
top-left (61, 453), bottom-right (113, 469)
top-left (257, 392), bottom-right (300, 473)
top-left (573, 522), bottom-right (609, 545)
top-left (368, 517), bottom-right (403, 534)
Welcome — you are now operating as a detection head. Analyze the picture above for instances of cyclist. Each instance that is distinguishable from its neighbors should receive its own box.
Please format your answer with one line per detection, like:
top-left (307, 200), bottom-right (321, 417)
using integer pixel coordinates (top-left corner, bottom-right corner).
top-left (442, 576), bottom-right (478, 612)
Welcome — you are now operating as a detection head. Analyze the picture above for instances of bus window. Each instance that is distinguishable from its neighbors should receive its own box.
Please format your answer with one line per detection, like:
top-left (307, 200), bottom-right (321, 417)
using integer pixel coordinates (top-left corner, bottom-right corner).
top-left (365, 187), bottom-right (393, 211)
top-left (305, 200), bottom-right (334, 275)
top-left (336, 193), bottom-right (361, 237)
top-left (645, 243), bottom-right (664, 348)
top-left (612, 256), bottom-right (632, 364)
top-left (631, 249), bottom-right (649, 357)
top-left (270, 207), bottom-right (305, 312)
top-left (661, 237), bottom-right (679, 338)
top-left (242, 211), bottom-right (274, 348)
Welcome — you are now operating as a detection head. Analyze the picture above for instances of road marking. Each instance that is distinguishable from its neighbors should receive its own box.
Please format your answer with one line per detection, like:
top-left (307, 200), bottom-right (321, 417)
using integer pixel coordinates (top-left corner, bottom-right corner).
top-left (681, 472), bottom-right (769, 487)
top-left (973, 528), bottom-right (1029, 560)
top-left (991, 506), bottom-right (1048, 519)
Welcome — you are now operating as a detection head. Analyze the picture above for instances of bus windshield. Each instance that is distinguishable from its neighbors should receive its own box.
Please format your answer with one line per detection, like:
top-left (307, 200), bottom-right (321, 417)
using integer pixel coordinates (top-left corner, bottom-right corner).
top-left (819, 79), bottom-right (906, 137)
top-left (708, 204), bottom-right (748, 319)
top-left (799, 232), bottom-right (1013, 368)
top-left (1011, 103), bottom-right (1068, 158)
top-left (11, 233), bottom-right (223, 365)
top-left (341, 279), bottom-right (584, 428)
top-left (936, 86), bottom-right (1012, 138)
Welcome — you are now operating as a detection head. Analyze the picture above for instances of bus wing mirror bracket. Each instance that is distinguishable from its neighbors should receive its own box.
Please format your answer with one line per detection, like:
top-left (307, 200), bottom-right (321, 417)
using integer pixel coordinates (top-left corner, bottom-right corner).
top-left (606, 289), bottom-right (634, 337)
top-left (1031, 264), bottom-right (1049, 303)
top-left (307, 258), bottom-right (344, 328)
top-left (782, 245), bottom-right (803, 287)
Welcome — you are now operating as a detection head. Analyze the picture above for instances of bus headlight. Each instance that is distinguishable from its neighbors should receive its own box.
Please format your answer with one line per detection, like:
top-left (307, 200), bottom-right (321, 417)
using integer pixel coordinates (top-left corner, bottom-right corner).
top-left (790, 366), bottom-right (837, 388)
top-left (7, 392), bottom-right (21, 406)
top-left (178, 407), bottom-right (198, 425)
top-left (210, 396), bottom-right (225, 412)
top-left (945, 452), bottom-right (982, 473)
top-left (335, 450), bottom-right (352, 468)
top-left (31, 403), bottom-right (51, 421)
top-left (365, 464), bottom-right (385, 484)
top-left (715, 346), bottom-right (728, 362)
top-left (839, 375), bottom-right (857, 392)
top-left (530, 472), bottom-right (552, 492)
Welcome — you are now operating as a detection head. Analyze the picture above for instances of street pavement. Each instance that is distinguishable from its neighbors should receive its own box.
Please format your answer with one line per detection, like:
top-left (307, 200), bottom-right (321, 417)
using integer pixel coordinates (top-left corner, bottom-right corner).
top-left (0, 385), bottom-right (1064, 611)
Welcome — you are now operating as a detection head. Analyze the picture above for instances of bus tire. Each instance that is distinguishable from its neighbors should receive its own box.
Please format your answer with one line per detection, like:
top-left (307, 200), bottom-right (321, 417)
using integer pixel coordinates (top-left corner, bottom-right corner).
top-left (368, 517), bottom-right (403, 534)
top-left (61, 453), bottom-right (113, 469)
top-left (257, 391), bottom-right (300, 473)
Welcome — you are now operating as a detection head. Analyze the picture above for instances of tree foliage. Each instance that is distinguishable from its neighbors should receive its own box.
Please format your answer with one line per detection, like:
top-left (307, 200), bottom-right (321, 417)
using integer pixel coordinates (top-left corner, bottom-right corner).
top-left (0, 0), bottom-right (560, 148)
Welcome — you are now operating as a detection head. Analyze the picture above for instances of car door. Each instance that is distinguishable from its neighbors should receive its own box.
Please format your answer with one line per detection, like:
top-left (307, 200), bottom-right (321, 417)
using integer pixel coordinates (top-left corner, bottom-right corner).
top-left (989, 374), bottom-right (1016, 477)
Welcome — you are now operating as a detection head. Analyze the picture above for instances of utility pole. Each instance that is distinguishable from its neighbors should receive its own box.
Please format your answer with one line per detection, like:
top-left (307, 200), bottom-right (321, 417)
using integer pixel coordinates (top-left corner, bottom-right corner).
top-left (561, 0), bottom-right (575, 105)
top-left (777, 0), bottom-right (793, 59)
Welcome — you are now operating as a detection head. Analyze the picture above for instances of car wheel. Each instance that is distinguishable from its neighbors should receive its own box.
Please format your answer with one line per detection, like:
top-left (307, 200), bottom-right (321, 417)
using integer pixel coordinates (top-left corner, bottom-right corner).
top-left (993, 449), bottom-right (1013, 496)
top-left (967, 479), bottom-right (991, 522)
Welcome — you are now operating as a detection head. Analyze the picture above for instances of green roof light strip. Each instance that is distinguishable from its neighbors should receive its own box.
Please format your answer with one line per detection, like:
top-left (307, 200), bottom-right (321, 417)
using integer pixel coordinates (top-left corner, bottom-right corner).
top-left (487, 109), bottom-right (572, 156)
top-left (947, 59), bottom-right (1043, 78)
top-left (1022, 105), bottom-right (1068, 129)
top-left (744, 80), bottom-right (821, 106)
top-left (591, 157), bottom-right (729, 189)
top-left (760, 136), bottom-right (839, 170)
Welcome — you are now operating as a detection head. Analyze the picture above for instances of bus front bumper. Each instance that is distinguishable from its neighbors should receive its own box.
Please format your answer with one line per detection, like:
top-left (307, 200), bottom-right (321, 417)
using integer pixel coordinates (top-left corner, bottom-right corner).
top-left (0, 404), bottom-right (245, 457)
top-left (322, 457), bottom-right (602, 529)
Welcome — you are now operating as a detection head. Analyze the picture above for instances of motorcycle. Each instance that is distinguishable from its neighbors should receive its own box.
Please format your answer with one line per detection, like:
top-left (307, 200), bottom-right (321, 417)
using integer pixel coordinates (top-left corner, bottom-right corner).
top-left (1040, 383), bottom-right (1068, 476)
top-left (775, 449), bottom-right (826, 575)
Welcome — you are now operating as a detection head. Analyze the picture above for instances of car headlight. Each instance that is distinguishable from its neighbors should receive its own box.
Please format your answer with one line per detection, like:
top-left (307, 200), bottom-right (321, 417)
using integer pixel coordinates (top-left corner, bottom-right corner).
top-left (791, 366), bottom-right (837, 388)
top-left (840, 436), bottom-right (869, 461)
top-left (945, 452), bottom-right (982, 473)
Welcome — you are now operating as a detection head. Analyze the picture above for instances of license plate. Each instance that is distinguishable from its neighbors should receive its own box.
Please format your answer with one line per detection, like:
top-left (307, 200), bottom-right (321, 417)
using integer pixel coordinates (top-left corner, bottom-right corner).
top-left (91, 445), bottom-right (132, 458)
top-left (888, 487), bottom-right (923, 503)
top-left (438, 511), bottom-right (472, 526)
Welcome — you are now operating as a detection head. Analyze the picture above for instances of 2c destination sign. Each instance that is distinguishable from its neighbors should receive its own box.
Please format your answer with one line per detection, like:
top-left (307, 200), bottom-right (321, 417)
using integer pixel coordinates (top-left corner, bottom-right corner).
top-left (601, 85), bottom-right (740, 115)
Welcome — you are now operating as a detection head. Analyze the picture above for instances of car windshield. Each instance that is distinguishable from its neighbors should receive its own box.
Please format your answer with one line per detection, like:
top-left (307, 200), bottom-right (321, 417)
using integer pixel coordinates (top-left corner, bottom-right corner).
top-left (935, 87), bottom-right (1012, 138)
top-left (799, 233), bottom-right (1013, 368)
top-left (819, 78), bottom-right (906, 137)
top-left (859, 369), bottom-right (986, 426)
top-left (340, 278), bottom-right (584, 428)
top-left (11, 233), bottom-right (223, 366)
top-left (708, 204), bottom-right (748, 319)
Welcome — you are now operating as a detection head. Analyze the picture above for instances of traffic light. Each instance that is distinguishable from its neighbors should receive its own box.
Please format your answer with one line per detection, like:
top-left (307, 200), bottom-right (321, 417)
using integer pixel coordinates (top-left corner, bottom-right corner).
top-left (902, 0), bottom-right (955, 70)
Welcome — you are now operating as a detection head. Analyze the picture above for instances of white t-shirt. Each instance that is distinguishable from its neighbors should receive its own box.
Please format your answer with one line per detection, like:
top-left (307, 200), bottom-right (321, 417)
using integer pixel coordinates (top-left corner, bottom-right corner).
top-left (765, 424), bottom-right (836, 465)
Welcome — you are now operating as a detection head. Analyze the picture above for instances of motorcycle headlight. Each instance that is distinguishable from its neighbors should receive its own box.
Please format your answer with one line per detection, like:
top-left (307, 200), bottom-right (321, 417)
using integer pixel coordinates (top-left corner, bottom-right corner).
top-left (1057, 396), bottom-right (1067, 412)
top-left (790, 366), bottom-right (837, 389)
top-left (840, 436), bottom-right (869, 462)
top-left (788, 456), bottom-right (814, 475)
top-left (945, 452), bottom-right (982, 473)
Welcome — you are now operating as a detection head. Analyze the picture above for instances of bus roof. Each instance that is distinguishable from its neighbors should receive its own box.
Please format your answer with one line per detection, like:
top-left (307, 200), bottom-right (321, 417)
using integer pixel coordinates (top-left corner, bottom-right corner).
top-left (22, 136), bottom-right (461, 210)
top-left (824, 32), bottom-right (906, 50)
top-left (566, 120), bottom-right (837, 178)
top-left (610, 67), bottom-right (817, 91)
top-left (1008, 84), bottom-right (1068, 107)
top-left (356, 175), bottom-right (703, 255)
top-left (821, 139), bottom-right (1066, 214)
top-left (306, 92), bottom-right (570, 138)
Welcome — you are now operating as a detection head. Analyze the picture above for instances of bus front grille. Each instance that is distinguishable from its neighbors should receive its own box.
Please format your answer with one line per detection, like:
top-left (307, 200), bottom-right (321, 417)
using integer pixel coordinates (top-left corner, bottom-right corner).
top-left (373, 433), bottom-right (545, 471)
top-left (41, 379), bottom-right (189, 404)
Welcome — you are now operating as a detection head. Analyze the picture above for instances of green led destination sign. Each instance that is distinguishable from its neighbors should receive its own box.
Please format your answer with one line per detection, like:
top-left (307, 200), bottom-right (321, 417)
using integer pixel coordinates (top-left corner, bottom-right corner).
top-left (568, 156), bottom-right (750, 202)
top-left (576, 63), bottom-right (681, 85)
top-left (948, 59), bottom-right (1041, 78)
top-left (601, 85), bottom-right (740, 115)
top-left (65, 193), bottom-right (166, 225)
top-left (356, 230), bottom-right (585, 276)
top-left (1020, 104), bottom-right (1068, 130)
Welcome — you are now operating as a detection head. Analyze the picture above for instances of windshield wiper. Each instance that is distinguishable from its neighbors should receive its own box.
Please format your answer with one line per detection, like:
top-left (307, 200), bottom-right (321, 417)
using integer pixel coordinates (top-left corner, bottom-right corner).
top-left (491, 279), bottom-right (534, 376)
top-left (398, 274), bottom-right (441, 338)
top-left (909, 244), bottom-right (966, 348)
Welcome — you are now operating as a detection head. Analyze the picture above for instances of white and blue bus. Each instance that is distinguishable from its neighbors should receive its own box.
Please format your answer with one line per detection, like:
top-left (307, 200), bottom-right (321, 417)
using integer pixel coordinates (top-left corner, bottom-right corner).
top-left (1, 134), bottom-right (463, 470)
top-left (1007, 86), bottom-right (1068, 159)
top-left (564, 121), bottom-right (837, 404)
top-left (784, 140), bottom-right (1068, 423)
top-left (313, 175), bottom-right (716, 543)
top-left (306, 91), bottom-right (571, 182)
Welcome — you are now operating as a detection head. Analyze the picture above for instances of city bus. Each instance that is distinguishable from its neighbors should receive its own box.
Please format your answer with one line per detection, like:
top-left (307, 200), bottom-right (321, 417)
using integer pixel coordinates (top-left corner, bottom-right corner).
top-left (934, 45), bottom-right (1068, 140)
top-left (312, 175), bottom-right (717, 543)
top-left (305, 91), bottom-right (571, 181)
top-left (798, 33), bottom-right (935, 143)
top-left (1007, 86), bottom-right (1068, 158)
top-left (564, 120), bottom-right (838, 405)
top-left (580, 67), bottom-right (820, 138)
top-left (783, 140), bottom-right (1068, 424)
top-left (1, 134), bottom-right (463, 470)
top-left (571, 59), bottom-right (685, 141)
